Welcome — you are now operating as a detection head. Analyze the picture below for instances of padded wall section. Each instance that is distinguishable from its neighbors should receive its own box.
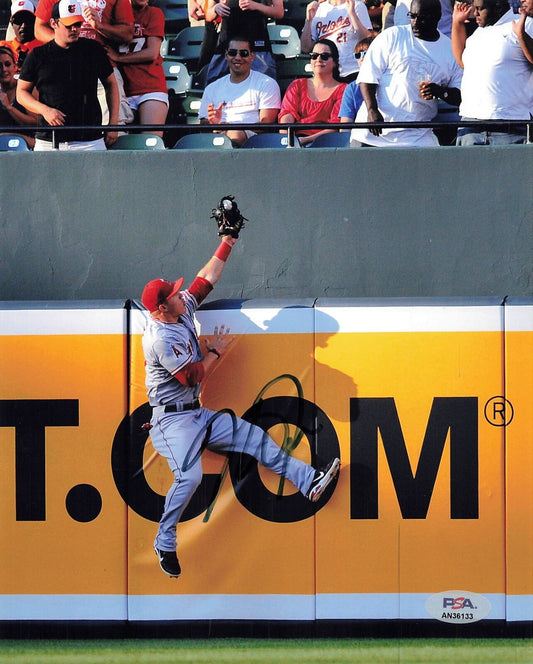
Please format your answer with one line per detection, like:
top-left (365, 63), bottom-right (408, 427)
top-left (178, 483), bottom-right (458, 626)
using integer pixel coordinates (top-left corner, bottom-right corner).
top-left (0, 148), bottom-right (532, 301)
top-left (1, 297), bottom-right (532, 626)
top-left (0, 302), bottom-right (128, 620)
top-left (505, 299), bottom-right (533, 621)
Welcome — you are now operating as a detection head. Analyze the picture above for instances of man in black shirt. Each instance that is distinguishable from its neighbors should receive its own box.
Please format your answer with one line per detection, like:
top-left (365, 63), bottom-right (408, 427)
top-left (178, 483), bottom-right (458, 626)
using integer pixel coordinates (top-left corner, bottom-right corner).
top-left (16, 0), bottom-right (119, 149)
top-left (204, 0), bottom-right (283, 84)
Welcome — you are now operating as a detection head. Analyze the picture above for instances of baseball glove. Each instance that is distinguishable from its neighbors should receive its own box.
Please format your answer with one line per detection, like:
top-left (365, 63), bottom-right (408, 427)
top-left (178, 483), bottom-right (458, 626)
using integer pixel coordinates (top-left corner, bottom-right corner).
top-left (211, 195), bottom-right (247, 239)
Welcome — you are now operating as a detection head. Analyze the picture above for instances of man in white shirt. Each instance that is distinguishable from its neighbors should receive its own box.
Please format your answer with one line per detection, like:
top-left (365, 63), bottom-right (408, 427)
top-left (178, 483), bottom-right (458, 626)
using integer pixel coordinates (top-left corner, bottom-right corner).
top-left (199, 37), bottom-right (281, 146)
top-left (301, 0), bottom-right (373, 82)
top-left (395, 0), bottom-right (454, 36)
top-left (452, 0), bottom-right (533, 145)
top-left (351, 0), bottom-right (462, 147)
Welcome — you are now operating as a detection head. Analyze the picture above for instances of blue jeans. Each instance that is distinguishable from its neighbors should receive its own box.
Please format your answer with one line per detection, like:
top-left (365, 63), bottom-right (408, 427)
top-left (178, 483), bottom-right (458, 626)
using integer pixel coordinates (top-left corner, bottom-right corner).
top-left (456, 118), bottom-right (526, 145)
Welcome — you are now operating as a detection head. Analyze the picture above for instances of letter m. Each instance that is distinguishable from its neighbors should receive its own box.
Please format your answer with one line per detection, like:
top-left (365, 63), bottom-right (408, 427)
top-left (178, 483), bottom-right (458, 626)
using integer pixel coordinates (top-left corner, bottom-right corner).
top-left (350, 397), bottom-right (478, 519)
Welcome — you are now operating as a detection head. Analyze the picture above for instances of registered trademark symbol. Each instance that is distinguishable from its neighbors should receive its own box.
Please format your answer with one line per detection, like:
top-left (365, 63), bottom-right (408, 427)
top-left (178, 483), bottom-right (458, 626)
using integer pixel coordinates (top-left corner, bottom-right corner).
top-left (484, 397), bottom-right (514, 427)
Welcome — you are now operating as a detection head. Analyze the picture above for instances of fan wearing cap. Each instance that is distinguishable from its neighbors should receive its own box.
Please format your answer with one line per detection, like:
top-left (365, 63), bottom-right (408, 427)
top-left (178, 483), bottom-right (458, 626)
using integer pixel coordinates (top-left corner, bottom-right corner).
top-left (16, 0), bottom-right (120, 149)
top-left (141, 213), bottom-right (340, 579)
top-left (34, 0), bottom-right (134, 46)
top-left (0, 1), bottom-right (42, 72)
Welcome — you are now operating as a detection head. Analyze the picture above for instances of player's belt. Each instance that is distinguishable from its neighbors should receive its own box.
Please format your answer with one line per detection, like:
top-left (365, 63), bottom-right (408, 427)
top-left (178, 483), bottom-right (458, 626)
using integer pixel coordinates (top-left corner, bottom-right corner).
top-left (163, 399), bottom-right (200, 413)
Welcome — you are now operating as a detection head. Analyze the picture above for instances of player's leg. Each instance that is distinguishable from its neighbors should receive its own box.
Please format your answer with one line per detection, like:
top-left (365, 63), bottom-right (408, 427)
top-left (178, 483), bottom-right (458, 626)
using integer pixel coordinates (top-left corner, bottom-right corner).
top-left (202, 408), bottom-right (318, 496)
top-left (149, 409), bottom-right (206, 556)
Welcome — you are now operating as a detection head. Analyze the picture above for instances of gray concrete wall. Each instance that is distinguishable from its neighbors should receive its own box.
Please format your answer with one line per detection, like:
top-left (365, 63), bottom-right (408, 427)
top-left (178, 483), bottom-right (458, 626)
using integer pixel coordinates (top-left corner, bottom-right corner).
top-left (1, 145), bottom-right (532, 301)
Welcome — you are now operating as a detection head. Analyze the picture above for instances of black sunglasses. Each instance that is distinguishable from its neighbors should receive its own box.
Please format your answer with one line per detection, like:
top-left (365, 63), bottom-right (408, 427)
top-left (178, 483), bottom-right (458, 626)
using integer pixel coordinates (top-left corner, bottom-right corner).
top-left (310, 52), bottom-right (333, 61)
top-left (226, 48), bottom-right (250, 58)
top-left (407, 10), bottom-right (438, 18)
top-left (11, 13), bottom-right (34, 25)
top-left (354, 49), bottom-right (368, 60)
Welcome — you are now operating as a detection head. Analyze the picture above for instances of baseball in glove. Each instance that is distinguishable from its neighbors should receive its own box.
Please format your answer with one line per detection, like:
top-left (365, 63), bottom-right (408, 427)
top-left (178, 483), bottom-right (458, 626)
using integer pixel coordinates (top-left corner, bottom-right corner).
top-left (211, 195), bottom-right (247, 239)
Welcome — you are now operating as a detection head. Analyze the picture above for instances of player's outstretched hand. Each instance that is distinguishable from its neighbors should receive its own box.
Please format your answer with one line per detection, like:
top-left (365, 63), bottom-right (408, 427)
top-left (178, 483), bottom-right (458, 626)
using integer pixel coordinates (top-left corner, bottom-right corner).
top-left (205, 325), bottom-right (235, 357)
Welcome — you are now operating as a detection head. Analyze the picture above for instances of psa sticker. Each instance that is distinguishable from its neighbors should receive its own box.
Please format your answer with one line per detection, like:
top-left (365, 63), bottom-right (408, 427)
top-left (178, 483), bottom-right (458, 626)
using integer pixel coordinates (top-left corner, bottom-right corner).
top-left (425, 591), bottom-right (492, 624)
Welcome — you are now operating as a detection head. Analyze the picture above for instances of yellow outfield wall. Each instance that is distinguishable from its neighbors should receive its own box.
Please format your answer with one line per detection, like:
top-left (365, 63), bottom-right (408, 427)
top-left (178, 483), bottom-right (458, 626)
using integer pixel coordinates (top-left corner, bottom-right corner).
top-left (1, 298), bottom-right (532, 625)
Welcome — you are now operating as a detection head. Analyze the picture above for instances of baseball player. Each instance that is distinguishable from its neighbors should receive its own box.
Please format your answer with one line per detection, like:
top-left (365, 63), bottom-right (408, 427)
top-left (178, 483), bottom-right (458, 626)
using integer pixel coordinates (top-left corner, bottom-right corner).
top-left (141, 197), bottom-right (340, 578)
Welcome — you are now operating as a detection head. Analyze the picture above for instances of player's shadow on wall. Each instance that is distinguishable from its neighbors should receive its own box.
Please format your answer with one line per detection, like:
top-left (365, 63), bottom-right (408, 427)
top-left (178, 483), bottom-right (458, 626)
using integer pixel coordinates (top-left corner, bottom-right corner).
top-left (198, 299), bottom-right (358, 424)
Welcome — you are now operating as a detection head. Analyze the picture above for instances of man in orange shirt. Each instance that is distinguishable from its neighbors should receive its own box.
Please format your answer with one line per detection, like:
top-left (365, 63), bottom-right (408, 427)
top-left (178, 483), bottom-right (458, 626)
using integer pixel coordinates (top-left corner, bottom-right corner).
top-left (0, 0), bottom-right (42, 71)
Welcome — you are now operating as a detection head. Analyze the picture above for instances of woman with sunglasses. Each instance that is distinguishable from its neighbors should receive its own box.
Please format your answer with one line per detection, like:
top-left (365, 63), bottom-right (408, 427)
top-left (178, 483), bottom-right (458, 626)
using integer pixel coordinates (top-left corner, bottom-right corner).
top-left (278, 39), bottom-right (347, 146)
top-left (0, 46), bottom-right (38, 148)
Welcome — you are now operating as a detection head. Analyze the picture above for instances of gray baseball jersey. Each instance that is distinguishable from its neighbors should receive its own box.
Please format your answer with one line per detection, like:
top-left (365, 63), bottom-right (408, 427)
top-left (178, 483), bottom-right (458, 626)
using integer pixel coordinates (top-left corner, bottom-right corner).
top-left (142, 289), bottom-right (202, 406)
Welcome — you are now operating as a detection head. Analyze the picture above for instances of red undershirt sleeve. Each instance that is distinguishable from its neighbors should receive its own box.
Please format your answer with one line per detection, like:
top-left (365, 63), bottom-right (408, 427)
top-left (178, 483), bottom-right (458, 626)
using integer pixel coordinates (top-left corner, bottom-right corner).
top-left (174, 361), bottom-right (205, 386)
top-left (189, 276), bottom-right (213, 306)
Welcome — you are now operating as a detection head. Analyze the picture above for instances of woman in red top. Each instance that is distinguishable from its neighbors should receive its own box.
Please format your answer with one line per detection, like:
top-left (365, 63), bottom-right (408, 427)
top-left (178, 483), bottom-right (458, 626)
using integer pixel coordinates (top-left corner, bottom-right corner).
top-left (106, 0), bottom-right (168, 136)
top-left (279, 39), bottom-right (346, 146)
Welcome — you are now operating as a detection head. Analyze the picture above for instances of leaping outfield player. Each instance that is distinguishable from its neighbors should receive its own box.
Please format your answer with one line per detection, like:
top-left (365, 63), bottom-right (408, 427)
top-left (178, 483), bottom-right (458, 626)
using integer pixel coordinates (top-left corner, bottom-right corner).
top-left (141, 196), bottom-right (341, 578)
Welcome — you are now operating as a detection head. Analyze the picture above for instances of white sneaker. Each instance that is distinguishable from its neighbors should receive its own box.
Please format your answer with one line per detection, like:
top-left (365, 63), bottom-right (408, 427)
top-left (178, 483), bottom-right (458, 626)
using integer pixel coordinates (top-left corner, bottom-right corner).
top-left (306, 457), bottom-right (340, 502)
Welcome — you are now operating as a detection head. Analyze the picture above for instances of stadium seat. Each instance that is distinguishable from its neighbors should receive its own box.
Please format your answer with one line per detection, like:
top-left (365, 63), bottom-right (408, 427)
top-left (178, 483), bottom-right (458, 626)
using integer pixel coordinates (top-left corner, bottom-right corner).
top-left (149, 0), bottom-right (189, 33)
top-left (172, 133), bottom-right (233, 149)
top-left (308, 132), bottom-right (351, 148)
top-left (163, 59), bottom-right (191, 95)
top-left (0, 135), bottom-right (29, 151)
top-left (241, 133), bottom-right (301, 148)
top-left (166, 26), bottom-right (205, 73)
top-left (181, 92), bottom-right (203, 124)
top-left (109, 134), bottom-right (166, 150)
top-left (282, 0), bottom-right (308, 31)
top-left (267, 24), bottom-right (301, 60)
top-left (275, 55), bottom-right (312, 95)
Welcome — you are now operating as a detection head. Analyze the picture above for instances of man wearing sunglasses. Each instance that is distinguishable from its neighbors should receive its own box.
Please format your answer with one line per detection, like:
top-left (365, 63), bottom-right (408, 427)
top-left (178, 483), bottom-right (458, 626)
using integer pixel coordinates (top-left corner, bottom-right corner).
top-left (351, 0), bottom-right (462, 147)
top-left (16, 0), bottom-right (119, 150)
top-left (198, 37), bottom-right (281, 146)
top-left (0, 0), bottom-right (42, 72)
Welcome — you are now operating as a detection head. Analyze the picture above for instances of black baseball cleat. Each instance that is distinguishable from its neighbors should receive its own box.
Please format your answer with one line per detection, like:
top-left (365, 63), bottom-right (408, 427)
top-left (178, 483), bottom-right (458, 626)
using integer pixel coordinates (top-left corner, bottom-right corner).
top-left (306, 457), bottom-right (341, 502)
top-left (155, 547), bottom-right (181, 578)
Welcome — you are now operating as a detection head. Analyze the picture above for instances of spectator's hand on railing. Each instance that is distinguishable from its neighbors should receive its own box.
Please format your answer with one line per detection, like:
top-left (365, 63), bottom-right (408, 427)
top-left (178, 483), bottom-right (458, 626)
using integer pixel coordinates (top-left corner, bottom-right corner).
top-left (105, 130), bottom-right (118, 147)
top-left (367, 107), bottom-right (384, 136)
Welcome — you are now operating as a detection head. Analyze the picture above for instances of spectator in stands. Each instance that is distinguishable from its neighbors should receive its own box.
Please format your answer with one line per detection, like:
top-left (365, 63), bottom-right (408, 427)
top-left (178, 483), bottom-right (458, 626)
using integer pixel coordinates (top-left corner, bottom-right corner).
top-left (34, 0), bottom-right (134, 124)
top-left (17, 0), bottom-right (119, 150)
top-left (452, 0), bottom-right (533, 145)
top-left (204, 0), bottom-right (284, 84)
top-left (395, 0), bottom-right (454, 36)
top-left (350, 0), bottom-right (462, 146)
top-left (381, 0), bottom-right (397, 29)
top-left (0, 45), bottom-right (38, 147)
top-left (514, 0), bottom-right (533, 59)
top-left (301, 0), bottom-right (373, 83)
top-left (199, 36), bottom-right (280, 146)
top-left (35, 0), bottom-right (134, 44)
top-left (339, 35), bottom-right (374, 123)
top-left (104, 0), bottom-right (168, 136)
top-left (0, 0), bottom-right (42, 72)
top-left (279, 38), bottom-right (346, 145)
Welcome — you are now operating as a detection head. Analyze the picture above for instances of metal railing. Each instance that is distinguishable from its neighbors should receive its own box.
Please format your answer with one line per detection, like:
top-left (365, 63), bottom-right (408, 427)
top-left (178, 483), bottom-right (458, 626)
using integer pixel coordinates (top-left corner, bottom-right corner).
top-left (2, 118), bottom-right (533, 147)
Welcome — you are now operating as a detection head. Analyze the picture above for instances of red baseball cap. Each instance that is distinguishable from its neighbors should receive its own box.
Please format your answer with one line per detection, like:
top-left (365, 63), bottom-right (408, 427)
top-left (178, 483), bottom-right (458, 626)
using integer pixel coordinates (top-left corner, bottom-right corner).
top-left (141, 277), bottom-right (184, 312)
